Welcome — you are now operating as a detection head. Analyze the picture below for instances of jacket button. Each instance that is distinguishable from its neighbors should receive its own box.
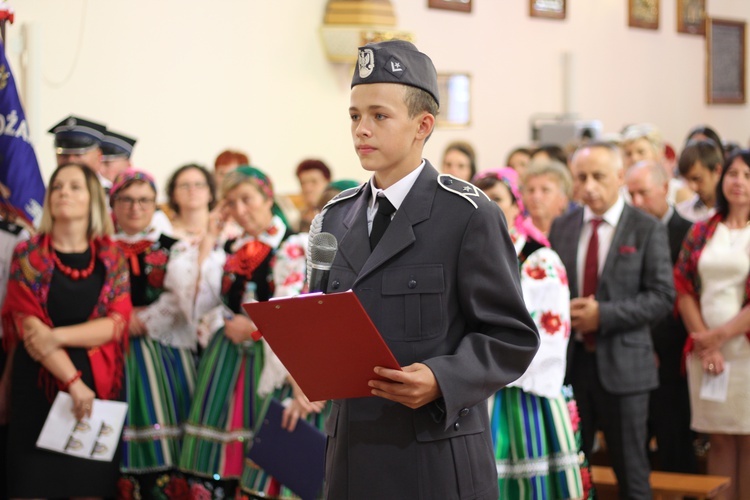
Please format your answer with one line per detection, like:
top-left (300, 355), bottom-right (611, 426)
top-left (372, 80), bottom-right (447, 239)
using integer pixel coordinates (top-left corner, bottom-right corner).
top-left (459, 408), bottom-right (470, 417)
top-left (454, 422), bottom-right (460, 431)
top-left (408, 279), bottom-right (417, 289)
top-left (331, 280), bottom-right (340, 290)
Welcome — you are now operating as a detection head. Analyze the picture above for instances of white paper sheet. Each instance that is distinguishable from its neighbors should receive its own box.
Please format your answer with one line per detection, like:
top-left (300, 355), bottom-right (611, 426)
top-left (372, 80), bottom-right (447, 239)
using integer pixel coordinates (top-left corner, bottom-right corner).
top-left (700, 362), bottom-right (731, 403)
top-left (36, 392), bottom-right (128, 462)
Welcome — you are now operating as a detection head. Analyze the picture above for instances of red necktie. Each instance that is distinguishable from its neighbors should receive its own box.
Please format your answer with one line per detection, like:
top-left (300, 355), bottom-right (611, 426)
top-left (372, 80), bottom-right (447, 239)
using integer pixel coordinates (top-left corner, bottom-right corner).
top-left (582, 218), bottom-right (603, 351)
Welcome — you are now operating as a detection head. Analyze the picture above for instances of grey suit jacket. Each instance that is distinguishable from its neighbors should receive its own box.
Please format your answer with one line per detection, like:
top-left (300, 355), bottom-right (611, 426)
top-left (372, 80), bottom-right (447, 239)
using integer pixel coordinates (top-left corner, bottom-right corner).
top-left (319, 163), bottom-right (539, 499)
top-left (549, 203), bottom-right (675, 394)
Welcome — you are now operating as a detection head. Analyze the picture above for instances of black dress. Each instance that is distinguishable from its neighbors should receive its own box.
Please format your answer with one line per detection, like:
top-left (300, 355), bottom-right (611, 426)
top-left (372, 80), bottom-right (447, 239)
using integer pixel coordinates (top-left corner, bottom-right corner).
top-left (7, 248), bottom-right (122, 498)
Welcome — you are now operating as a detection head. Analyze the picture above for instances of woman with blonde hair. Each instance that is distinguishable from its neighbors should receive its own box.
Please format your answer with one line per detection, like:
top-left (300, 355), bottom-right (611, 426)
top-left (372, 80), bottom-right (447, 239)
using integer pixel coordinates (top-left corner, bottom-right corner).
top-left (1, 163), bottom-right (131, 498)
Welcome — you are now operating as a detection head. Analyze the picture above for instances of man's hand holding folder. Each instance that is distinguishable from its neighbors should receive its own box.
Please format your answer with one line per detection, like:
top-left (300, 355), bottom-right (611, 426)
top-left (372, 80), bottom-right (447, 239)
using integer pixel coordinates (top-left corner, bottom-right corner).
top-left (369, 363), bottom-right (442, 409)
top-left (242, 291), bottom-right (402, 402)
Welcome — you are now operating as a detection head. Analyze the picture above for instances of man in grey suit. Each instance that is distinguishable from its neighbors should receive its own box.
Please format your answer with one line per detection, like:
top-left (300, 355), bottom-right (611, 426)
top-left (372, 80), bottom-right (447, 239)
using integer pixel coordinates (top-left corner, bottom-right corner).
top-left (314, 40), bottom-right (539, 499)
top-left (626, 161), bottom-right (695, 473)
top-left (549, 143), bottom-right (675, 499)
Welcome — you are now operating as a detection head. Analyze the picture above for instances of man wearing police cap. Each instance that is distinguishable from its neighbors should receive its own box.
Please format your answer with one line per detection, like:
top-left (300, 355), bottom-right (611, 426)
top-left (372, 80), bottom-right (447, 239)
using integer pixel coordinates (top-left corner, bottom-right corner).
top-left (311, 40), bottom-right (539, 499)
top-left (100, 129), bottom-right (136, 184)
top-left (48, 115), bottom-right (106, 172)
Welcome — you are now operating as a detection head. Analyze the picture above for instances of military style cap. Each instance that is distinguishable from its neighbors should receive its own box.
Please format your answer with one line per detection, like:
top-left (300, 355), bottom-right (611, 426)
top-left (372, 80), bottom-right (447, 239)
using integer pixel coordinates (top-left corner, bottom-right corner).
top-left (47, 115), bottom-right (106, 155)
top-left (101, 130), bottom-right (137, 161)
top-left (352, 40), bottom-right (439, 107)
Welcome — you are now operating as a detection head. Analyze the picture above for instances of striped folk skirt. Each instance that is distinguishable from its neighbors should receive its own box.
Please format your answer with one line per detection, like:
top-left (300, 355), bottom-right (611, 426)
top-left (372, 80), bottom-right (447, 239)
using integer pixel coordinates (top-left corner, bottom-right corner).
top-left (490, 386), bottom-right (585, 500)
top-left (121, 336), bottom-right (196, 473)
top-left (178, 330), bottom-right (265, 481)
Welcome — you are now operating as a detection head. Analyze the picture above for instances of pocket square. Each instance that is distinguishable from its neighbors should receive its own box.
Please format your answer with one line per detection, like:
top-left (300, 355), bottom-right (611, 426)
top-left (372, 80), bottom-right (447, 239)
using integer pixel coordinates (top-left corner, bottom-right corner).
top-left (619, 245), bottom-right (637, 254)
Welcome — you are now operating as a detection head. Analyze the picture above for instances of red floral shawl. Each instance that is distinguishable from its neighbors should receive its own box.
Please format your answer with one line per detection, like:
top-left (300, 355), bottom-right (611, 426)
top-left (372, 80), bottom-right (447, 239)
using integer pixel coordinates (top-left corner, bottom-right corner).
top-left (1, 233), bottom-right (131, 400)
top-left (674, 212), bottom-right (750, 346)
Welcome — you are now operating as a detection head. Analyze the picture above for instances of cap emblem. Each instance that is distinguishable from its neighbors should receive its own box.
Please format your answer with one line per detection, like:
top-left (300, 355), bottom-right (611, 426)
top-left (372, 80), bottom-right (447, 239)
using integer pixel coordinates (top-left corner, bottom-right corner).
top-left (66, 117), bottom-right (77, 128)
top-left (358, 48), bottom-right (374, 79)
top-left (386, 57), bottom-right (405, 78)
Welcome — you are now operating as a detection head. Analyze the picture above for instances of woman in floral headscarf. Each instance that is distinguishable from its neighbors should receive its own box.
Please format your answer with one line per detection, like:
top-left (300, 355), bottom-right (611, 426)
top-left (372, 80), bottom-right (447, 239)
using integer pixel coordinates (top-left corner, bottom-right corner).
top-left (109, 169), bottom-right (197, 499)
top-left (1, 163), bottom-right (131, 498)
top-left (179, 166), bottom-right (322, 499)
top-left (472, 167), bottom-right (588, 500)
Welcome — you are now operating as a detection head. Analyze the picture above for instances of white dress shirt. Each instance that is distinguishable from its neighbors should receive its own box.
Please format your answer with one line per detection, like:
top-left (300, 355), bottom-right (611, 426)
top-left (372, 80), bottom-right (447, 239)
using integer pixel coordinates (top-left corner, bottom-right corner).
top-left (367, 161), bottom-right (425, 235)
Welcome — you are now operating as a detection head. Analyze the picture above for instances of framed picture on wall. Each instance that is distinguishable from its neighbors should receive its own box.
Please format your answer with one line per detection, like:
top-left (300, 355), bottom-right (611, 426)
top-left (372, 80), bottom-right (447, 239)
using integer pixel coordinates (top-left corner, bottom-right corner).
top-left (529, 0), bottom-right (566, 20)
top-left (677, 0), bottom-right (706, 35)
top-left (428, 0), bottom-right (471, 13)
top-left (629, 0), bottom-right (659, 30)
top-left (436, 73), bottom-right (471, 128)
top-left (706, 18), bottom-right (746, 104)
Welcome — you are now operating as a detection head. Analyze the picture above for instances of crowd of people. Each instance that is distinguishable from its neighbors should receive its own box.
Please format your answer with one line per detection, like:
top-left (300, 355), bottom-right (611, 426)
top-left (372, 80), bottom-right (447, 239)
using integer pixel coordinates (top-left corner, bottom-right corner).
top-left (442, 122), bottom-right (748, 500)
top-left (0, 116), bottom-right (355, 499)
top-left (0, 40), bottom-right (749, 500)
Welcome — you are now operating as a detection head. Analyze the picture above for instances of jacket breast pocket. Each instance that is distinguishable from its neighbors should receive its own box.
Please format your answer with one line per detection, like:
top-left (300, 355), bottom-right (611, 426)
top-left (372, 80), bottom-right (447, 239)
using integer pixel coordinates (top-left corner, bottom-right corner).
top-left (380, 264), bottom-right (445, 342)
top-left (611, 253), bottom-right (642, 292)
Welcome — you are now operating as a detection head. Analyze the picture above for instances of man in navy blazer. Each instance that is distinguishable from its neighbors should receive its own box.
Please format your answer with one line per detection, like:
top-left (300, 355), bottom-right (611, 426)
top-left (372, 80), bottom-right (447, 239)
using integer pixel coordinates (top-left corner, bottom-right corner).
top-left (549, 143), bottom-right (675, 499)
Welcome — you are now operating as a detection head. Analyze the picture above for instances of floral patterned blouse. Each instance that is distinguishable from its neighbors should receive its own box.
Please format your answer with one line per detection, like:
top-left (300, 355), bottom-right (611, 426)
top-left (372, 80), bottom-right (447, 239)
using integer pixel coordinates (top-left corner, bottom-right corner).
top-left (506, 231), bottom-right (571, 399)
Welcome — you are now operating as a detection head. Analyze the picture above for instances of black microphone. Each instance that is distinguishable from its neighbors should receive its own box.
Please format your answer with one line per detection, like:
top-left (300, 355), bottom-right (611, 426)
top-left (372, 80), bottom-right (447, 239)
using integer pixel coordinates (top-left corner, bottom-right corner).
top-left (308, 232), bottom-right (338, 293)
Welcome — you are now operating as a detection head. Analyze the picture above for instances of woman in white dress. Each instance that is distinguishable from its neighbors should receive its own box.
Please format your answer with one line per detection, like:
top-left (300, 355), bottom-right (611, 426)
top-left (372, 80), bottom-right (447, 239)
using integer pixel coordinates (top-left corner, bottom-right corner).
top-left (675, 149), bottom-right (750, 500)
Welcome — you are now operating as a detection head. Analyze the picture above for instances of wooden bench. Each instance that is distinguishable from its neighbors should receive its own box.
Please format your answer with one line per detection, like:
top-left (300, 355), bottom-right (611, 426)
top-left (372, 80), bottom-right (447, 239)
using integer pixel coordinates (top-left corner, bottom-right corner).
top-left (591, 465), bottom-right (731, 500)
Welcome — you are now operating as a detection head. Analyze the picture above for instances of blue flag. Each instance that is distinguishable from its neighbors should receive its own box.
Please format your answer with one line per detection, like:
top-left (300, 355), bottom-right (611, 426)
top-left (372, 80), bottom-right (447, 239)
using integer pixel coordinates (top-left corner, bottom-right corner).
top-left (0, 39), bottom-right (45, 226)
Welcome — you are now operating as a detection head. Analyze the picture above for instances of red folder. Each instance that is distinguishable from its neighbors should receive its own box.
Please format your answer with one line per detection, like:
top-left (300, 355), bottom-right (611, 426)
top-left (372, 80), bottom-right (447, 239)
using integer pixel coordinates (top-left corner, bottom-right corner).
top-left (242, 291), bottom-right (401, 401)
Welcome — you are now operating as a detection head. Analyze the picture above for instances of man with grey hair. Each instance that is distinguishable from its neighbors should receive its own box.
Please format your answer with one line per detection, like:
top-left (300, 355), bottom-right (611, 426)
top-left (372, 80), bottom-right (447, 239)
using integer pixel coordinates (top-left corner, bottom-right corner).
top-left (626, 161), bottom-right (696, 474)
top-left (549, 142), bottom-right (675, 499)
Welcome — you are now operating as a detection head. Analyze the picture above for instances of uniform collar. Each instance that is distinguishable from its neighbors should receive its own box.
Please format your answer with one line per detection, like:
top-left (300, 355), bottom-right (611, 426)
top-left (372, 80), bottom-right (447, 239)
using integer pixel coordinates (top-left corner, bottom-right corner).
top-left (368, 160), bottom-right (425, 210)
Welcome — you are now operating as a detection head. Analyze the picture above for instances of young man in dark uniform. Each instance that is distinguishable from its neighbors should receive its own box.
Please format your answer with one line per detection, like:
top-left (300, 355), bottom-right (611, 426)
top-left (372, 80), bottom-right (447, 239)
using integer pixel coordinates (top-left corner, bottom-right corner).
top-left (312, 40), bottom-right (540, 500)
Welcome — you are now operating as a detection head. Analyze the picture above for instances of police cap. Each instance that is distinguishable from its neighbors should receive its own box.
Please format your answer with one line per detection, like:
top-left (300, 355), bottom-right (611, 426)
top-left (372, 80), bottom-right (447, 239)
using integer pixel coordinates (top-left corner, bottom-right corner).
top-left (47, 115), bottom-right (106, 155)
top-left (101, 130), bottom-right (137, 161)
top-left (351, 40), bottom-right (439, 107)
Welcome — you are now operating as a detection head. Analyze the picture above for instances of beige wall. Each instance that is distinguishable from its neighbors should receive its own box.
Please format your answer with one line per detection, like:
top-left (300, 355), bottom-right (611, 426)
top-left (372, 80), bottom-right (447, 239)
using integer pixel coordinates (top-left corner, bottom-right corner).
top-left (6, 0), bottom-right (750, 196)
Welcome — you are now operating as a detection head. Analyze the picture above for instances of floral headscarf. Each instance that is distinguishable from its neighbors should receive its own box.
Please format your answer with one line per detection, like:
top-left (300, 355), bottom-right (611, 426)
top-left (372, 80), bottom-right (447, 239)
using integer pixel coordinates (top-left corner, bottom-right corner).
top-left (110, 169), bottom-right (157, 206)
top-left (234, 166), bottom-right (288, 227)
top-left (472, 167), bottom-right (549, 246)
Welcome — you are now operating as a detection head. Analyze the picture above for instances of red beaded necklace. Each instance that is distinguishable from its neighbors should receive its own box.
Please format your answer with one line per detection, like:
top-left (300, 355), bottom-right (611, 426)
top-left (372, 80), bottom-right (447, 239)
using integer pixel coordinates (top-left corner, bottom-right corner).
top-left (51, 242), bottom-right (96, 280)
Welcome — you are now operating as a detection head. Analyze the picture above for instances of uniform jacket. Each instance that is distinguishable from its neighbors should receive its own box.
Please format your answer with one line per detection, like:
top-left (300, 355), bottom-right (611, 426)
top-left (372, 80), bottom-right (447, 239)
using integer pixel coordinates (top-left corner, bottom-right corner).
top-left (549, 204), bottom-right (675, 394)
top-left (319, 163), bottom-right (539, 500)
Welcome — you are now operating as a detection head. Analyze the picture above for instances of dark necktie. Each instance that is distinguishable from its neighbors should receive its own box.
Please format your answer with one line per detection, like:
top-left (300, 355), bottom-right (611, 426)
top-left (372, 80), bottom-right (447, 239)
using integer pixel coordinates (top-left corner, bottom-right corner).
top-left (370, 196), bottom-right (396, 250)
top-left (582, 218), bottom-right (603, 351)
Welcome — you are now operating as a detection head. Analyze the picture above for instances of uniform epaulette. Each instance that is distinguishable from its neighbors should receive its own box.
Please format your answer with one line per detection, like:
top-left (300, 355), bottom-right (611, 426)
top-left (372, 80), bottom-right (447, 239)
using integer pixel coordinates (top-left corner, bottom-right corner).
top-left (321, 184), bottom-right (365, 211)
top-left (308, 182), bottom-right (365, 285)
top-left (437, 174), bottom-right (489, 209)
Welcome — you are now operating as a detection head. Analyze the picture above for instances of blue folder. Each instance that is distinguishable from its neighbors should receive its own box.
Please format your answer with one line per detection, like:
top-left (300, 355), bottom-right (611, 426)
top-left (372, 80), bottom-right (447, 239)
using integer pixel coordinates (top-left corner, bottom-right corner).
top-left (247, 398), bottom-right (326, 500)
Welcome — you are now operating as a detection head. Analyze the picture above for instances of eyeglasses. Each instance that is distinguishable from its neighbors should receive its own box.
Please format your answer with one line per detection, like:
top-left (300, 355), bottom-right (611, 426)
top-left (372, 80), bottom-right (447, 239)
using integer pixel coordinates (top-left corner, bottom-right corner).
top-left (176, 182), bottom-right (209, 191)
top-left (114, 196), bottom-right (156, 208)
